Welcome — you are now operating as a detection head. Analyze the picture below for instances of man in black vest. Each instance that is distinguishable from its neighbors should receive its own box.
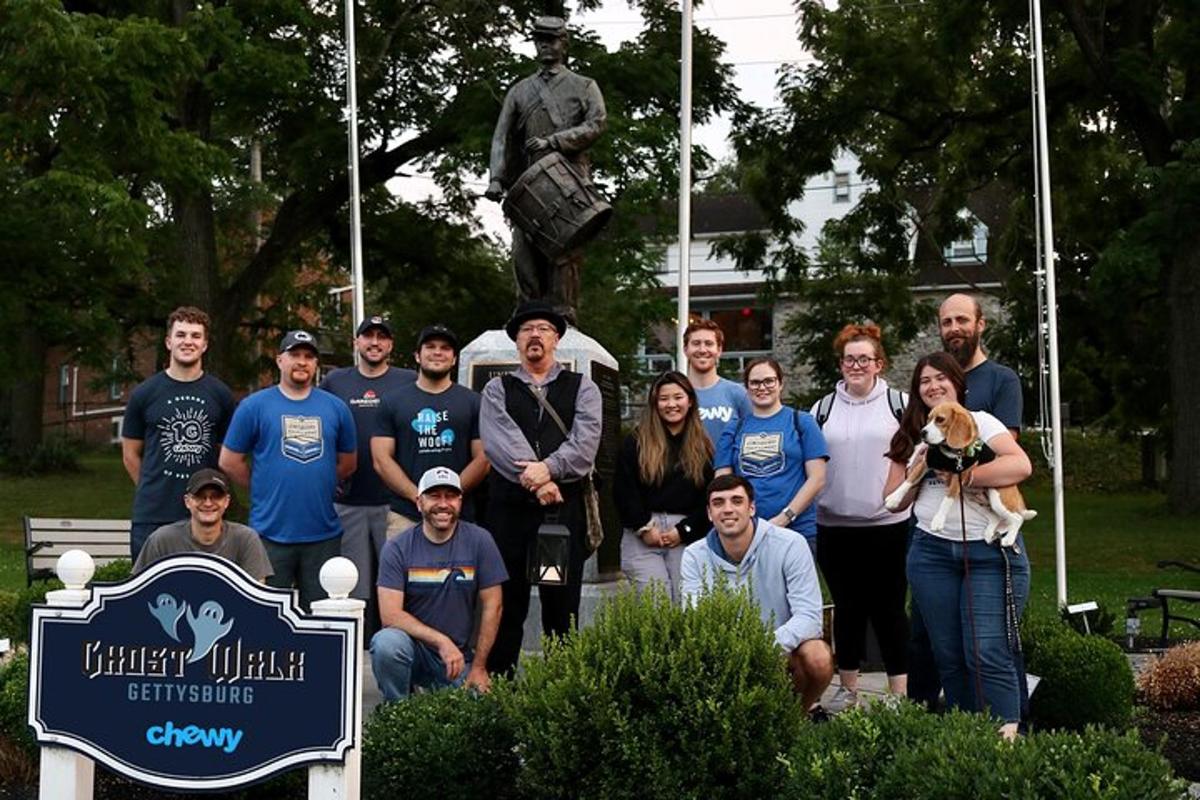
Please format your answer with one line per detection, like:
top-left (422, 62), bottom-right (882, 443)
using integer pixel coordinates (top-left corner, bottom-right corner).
top-left (478, 300), bottom-right (602, 674)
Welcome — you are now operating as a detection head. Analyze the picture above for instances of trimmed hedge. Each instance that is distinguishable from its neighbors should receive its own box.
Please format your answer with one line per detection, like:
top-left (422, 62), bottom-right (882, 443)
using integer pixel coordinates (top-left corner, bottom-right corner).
top-left (1025, 621), bottom-right (1135, 731)
top-left (0, 559), bottom-right (132, 644)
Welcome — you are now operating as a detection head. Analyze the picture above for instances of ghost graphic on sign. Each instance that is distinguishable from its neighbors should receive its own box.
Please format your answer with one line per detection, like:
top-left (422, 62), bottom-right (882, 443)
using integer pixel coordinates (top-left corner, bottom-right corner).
top-left (147, 594), bottom-right (187, 642)
top-left (186, 601), bottom-right (234, 664)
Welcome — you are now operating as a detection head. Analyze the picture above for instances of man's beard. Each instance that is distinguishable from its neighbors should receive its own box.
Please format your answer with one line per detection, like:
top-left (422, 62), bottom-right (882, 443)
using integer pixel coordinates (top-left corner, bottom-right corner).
top-left (419, 365), bottom-right (452, 381)
top-left (943, 330), bottom-right (980, 368)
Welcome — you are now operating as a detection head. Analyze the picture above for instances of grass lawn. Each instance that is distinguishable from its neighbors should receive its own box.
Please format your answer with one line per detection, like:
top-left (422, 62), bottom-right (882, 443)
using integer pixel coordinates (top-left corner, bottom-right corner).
top-left (0, 453), bottom-right (1195, 636)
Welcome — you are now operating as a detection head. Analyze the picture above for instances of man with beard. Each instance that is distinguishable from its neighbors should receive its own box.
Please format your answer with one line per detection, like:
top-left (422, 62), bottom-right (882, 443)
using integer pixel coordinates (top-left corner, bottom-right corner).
top-left (370, 467), bottom-right (507, 700)
top-left (372, 324), bottom-right (488, 531)
top-left (320, 316), bottom-right (416, 623)
top-left (121, 306), bottom-right (237, 561)
top-left (219, 330), bottom-right (357, 611)
top-left (939, 293), bottom-right (1023, 435)
top-left (478, 300), bottom-right (601, 675)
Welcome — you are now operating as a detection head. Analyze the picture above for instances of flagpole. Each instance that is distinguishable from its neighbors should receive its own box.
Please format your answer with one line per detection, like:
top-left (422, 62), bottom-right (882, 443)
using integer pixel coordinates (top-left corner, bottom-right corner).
top-left (344, 0), bottom-right (366, 349)
top-left (676, 0), bottom-right (694, 367)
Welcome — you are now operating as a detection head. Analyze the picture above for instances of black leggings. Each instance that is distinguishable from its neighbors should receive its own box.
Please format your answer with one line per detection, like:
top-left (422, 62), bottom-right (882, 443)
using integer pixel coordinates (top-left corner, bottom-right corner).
top-left (816, 521), bottom-right (910, 676)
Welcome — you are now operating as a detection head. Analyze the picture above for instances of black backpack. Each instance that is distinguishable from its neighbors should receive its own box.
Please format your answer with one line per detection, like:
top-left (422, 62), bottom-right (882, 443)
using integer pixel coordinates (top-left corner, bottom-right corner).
top-left (813, 387), bottom-right (906, 428)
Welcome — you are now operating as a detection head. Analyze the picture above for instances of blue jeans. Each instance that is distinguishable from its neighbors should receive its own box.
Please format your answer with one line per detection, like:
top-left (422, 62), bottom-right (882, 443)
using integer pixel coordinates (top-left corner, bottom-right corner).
top-left (907, 528), bottom-right (1029, 722)
top-left (370, 628), bottom-right (469, 701)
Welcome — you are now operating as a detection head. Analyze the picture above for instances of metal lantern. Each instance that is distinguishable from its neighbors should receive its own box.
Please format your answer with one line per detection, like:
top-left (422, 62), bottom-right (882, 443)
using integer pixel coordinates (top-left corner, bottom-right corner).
top-left (528, 520), bottom-right (571, 586)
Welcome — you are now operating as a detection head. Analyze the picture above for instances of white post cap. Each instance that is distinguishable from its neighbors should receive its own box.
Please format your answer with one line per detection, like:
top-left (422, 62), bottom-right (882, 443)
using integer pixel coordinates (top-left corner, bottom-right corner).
top-left (55, 550), bottom-right (96, 590)
top-left (319, 557), bottom-right (358, 601)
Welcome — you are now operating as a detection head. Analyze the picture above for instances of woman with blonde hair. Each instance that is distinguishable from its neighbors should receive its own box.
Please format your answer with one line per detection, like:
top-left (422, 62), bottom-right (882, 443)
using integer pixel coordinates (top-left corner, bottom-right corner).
top-left (614, 371), bottom-right (714, 602)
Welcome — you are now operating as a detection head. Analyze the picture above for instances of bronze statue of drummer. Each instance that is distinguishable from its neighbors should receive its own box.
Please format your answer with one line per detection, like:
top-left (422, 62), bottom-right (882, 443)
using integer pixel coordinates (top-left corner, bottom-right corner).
top-left (485, 16), bottom-right (609, 324)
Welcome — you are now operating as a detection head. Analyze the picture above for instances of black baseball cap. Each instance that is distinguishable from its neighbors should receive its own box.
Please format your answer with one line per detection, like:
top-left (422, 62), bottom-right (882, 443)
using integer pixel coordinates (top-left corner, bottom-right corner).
top-left (416, 324), bottom-right (459, 352)
top-left (187, 468), bottom-right (230, 496)
top-left (356, 316), bottom-right (393, 337)
top-left (279, 329), bottom-right (319, 354)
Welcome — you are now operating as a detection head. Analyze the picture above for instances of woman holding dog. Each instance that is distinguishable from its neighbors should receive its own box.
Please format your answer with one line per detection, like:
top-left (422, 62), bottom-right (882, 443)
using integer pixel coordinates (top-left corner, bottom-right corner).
top-left (812, 324), bottom-right (911, 710)
top-left (715, 357), bottom-right (828, 554)
top-left (884, 352), bottom-right (1032, 738)
top-left (614, 371), bottom-right (714, 603)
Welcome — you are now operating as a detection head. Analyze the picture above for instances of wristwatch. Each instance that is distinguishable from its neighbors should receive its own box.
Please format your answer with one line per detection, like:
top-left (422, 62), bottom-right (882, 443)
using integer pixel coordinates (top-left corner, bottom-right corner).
top-left (782, 507), bottom-right (797, 523)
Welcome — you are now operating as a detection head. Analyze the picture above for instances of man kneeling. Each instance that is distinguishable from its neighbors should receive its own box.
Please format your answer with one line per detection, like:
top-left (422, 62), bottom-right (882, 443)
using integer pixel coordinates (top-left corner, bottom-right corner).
top-left (681, 475), bottom-right (834, 716)
top-left (371, 467), bottom-right (507, 700)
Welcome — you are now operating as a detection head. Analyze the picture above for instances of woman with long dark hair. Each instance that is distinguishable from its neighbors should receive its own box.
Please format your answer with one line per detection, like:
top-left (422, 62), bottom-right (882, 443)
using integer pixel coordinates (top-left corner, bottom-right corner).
top-left (884, 352), bottom-right (1032, 738)
top-left (614, 372), bottom-right (714, 602)
top-left (812, 323), bottom-right (910, 711)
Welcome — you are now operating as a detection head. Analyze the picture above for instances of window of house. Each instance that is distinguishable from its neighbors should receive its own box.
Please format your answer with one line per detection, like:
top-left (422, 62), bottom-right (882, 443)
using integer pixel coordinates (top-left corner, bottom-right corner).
top-left (943, 219), bottom-right (989, 264)
top-left (833, 172), bottom-right (851, 203)
top-left (110, 417), bottom-right (123, 444)
top-left (109, 356), bottom-right (122, 401)
top-left (58, 365), bottom-right (71, 407)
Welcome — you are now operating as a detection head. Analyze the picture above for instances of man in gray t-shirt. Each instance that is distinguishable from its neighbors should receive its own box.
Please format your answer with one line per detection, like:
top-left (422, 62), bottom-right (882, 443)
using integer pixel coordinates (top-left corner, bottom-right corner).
top-left (133, 468), bottom-right (273, 582)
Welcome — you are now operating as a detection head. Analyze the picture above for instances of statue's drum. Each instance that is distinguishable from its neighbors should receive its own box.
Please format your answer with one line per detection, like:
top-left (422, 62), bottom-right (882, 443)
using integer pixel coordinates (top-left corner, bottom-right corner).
top-left (503, 152), bottom-right (613, 260)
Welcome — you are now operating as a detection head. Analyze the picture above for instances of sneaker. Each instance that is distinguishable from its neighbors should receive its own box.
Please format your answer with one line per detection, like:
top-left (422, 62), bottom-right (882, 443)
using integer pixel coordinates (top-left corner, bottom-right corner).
top-left (825, 686), bottom-right (859, 714)
top-left (808, 704), bottom-right (832, 724)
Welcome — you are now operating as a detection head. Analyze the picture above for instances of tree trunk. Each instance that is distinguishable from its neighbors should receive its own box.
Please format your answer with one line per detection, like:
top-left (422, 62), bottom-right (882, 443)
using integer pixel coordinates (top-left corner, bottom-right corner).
top-left (7, 324), bottom-right (46, 455)
top-left (1167, 240), bottom-right (1200, 513)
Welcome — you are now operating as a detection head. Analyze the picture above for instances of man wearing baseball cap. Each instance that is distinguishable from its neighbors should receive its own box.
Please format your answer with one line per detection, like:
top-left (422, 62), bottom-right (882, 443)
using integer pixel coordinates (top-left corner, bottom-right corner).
top-left (372, 323), bottom-right (488, 533)
top-left (320, 315), bottom-right (416, 631)
top-left (370, 467), bottom-right (507, 700)
top-left (478, 300), bottom-right (601, 676)
top-left (133, 468), bottom-right (273, 582)
top-left (220, 329), bottom-right (357, 610)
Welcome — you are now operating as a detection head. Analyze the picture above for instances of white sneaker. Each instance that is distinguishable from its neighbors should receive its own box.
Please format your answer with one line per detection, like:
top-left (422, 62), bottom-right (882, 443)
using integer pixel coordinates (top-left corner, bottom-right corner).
top-left (826, 686), bottom-right (859, 713)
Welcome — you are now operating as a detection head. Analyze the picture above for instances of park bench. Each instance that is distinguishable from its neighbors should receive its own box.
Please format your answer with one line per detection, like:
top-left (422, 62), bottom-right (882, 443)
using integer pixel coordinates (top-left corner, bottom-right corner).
top-left (23, 517), bottom-right (131, 585)
top-left (1126, 560), bottom-right (1200, 648)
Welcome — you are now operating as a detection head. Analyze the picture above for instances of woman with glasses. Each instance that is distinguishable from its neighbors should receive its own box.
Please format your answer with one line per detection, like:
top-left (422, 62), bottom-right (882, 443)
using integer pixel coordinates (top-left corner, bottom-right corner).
top-left (715, 357), bottom-right (828, 554)
top-left (884, 352), bottom-right (1031, 739)
top-left (614, 372), bottom-right (714, 603)
top-left (810, 324), bottom-right (911, 711)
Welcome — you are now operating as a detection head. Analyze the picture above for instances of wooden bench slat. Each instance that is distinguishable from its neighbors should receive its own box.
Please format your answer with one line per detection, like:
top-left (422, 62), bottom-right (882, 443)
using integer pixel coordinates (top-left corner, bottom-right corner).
top-left (26, 518), bottom-right (131, 532)
top-left (1155, 589), bottom-right (1200, 600)
top-left (32, 544), bottom-right (132, 558)
top-left (27, 531), bottom-right (133, 545)
top-left (30, 553), bottom-right (127, 566)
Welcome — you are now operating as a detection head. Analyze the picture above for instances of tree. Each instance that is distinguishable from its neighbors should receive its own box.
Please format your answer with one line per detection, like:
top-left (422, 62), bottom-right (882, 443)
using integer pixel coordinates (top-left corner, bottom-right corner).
top-left (725, 0), bottom-right (1200, 513)
top-left (0, 0), bottom-right (738, 445)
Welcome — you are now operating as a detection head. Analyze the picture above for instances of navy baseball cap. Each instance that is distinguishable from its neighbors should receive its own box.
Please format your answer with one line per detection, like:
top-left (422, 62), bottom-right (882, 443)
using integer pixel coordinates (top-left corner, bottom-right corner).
top-left (279, 329), bottom-right (319, 354)
top-left (416, 324), bottom-right (459, 352)
top-left (356, 316), bottom-right (394, 337)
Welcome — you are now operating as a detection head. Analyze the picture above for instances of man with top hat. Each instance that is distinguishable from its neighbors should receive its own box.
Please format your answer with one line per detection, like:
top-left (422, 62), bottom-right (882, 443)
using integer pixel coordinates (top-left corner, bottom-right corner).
top-left (484, 15), bottom-right (607, 320)
top-left (370, 467), bottom-right (507, 701)
top-left (478, 300), bottom-right (602, 675)
top-left (320, 315), bottom-right (416, 625)
top-left (133, 467), bottom-right (273, 583)
top-left (219, 329), bottom-right (357, 611)
top-left (372, 324), bottom-right (488, 532)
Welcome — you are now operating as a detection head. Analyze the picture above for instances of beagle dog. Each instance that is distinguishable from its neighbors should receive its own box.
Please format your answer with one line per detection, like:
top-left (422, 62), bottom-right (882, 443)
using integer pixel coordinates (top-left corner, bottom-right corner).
top-left (884, 401), bottom-right (1036, 547)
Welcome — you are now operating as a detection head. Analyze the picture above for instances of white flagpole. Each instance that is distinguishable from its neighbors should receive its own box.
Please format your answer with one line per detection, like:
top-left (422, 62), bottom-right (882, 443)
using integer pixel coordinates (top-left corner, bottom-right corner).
top-left (1031, 0), bottom-right (1068, 607)
top-left (344, 0), bottom-right (366, 348)
top-left (676, 0), bottom-right (694, 368)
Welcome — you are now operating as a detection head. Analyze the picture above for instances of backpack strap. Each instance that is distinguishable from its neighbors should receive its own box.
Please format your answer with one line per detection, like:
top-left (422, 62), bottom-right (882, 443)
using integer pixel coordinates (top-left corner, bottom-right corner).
top-left (814, 392), bottom-right (836, 428)
top-left (886, 388), bottom-right (907, 423)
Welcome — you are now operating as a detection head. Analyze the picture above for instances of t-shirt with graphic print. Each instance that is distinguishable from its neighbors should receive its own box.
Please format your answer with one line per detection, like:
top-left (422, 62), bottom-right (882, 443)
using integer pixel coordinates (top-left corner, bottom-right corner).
top-left (714, 406), bottom-right (829, 537)
top-left (694, 377), bottom-right (752, 446)
top-left (121, 372), bottom-right (237, 525)
top-left (377, 520), bottom-right (507, 657)
top-left (319, 366), bottom-right (416, 506)
top-left (375, 382), bottom-right (481, 520)
top-left (222, 386), bottom-right (356, 544)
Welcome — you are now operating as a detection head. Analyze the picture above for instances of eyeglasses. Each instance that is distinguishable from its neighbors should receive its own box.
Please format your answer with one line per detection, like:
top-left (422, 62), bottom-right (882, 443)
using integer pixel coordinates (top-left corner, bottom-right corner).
top-left (747, 377), bottom-right (779, 390)
top-left (840, 355), bottom-right (880, 369)
top-left (518, 323), bottom-right (557, 336)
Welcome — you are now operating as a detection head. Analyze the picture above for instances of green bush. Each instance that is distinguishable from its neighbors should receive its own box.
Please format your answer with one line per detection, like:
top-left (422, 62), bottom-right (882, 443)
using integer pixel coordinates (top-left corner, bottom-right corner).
top-left (0, 651), bottom-right (35, 760)
top-left (362, 687), bottom-right (520, 800)
top-left (505, 585), bottom-right (804, 800)
top-left (781, 702), bottom-right (1184, 800)
top-left (0, 560), bottom-right (132, 644)
top-left (1026, 429), bottom-right (1144, 492)
top-left (1027, 626), bottom-right (1135, 731)
top-left (1, 435), bottom-right (82, 476)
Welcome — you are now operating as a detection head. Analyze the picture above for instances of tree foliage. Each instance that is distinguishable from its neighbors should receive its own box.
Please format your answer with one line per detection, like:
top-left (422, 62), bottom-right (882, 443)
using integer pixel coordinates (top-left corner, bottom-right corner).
top-left (727, 0), bottom-right (1200, 512)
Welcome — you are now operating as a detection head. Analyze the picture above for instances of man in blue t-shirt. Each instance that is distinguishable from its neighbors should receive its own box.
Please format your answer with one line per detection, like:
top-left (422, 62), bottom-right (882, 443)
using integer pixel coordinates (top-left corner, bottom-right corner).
top-left (939, 293), bottom-right (1023, 434)
top-left (370, 467), bottom-right (507, 701)
top-left (319, 315), bottom-right (416, 616)
top-left (372, 324), bottom-right (487, 529)
top-left (219, 330), bottom-right (357, 611)
top-left (683, 319), bottom-right (751, 445)
top-left (121, 306), bottom-right (237, 560)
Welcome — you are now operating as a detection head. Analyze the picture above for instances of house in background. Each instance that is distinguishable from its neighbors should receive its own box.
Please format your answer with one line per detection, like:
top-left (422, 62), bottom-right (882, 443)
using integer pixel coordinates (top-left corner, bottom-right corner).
top-left (640, 152), bottom-right (1011, 393)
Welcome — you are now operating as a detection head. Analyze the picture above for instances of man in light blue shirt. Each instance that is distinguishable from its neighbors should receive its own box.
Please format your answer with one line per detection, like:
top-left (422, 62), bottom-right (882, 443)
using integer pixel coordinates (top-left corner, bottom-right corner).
top-left (681, 474), bottom-right (833, 715)
top-left (683, 319), bottom-right (751, 445)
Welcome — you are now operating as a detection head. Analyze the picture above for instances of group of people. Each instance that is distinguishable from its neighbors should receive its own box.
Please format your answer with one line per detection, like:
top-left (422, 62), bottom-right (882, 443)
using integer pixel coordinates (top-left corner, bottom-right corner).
top-left (121, 299), bottom-right (600, 702)
top-left (615, 294), bottom-right (1029, 734)
top-left (121, 291), bottom-right (1031, 734)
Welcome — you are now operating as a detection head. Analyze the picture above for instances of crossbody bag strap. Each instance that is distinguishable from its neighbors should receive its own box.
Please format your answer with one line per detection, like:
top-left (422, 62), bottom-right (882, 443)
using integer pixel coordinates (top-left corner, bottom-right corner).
top-left (520, 380), bottom-right (571, 439)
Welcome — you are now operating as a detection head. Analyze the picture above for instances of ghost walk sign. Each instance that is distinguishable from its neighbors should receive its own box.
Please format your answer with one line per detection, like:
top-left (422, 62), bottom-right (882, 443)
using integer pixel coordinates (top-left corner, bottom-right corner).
top-left (27, 554), bottom-right (358, 791)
